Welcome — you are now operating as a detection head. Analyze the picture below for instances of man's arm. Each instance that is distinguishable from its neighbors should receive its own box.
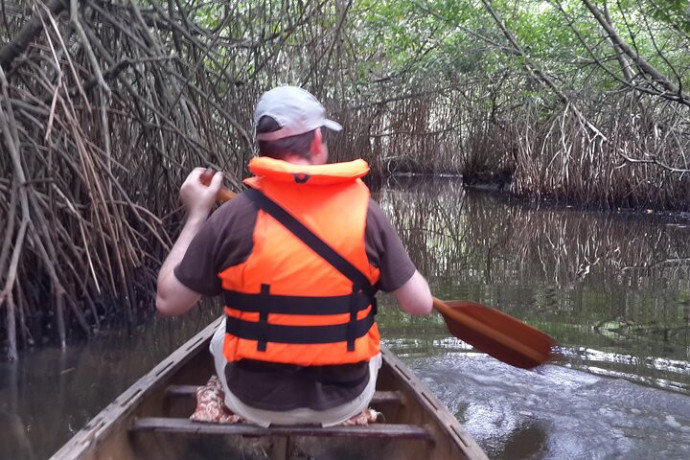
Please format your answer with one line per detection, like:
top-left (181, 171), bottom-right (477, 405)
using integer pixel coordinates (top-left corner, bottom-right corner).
top-left (364, 200), bottom-right (433, 316)
top-left (156, 168), bottom-right (223, 316)
top-left (392, 270), bottom-right (433, 316)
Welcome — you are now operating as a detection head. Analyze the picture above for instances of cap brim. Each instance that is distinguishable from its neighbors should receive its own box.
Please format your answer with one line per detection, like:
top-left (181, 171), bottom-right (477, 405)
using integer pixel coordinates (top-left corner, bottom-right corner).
top-left (323, 119), bottom-right (343, 132)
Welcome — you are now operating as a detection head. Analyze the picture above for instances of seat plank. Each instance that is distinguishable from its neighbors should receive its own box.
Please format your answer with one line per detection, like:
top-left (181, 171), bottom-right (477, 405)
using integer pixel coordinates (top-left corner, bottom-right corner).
top-left (131, 417), bottom-right (431, 440)
top-left (166, 386), bottom-right (404, 406)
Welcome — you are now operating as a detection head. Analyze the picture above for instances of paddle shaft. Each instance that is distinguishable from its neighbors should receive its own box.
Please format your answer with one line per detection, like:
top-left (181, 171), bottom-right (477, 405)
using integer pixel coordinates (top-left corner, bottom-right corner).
top-left (199, 169), bottom-right (236, 202)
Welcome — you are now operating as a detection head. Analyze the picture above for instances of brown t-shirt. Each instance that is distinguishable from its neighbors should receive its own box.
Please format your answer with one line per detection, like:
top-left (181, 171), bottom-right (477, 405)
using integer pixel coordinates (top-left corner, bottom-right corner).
top-left (174, 192), bottom-right (416, 410)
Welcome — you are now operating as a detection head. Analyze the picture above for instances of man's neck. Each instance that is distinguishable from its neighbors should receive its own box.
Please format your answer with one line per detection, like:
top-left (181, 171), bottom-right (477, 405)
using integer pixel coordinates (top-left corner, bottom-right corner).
top-left (285, 156), bottom-right (313, 165)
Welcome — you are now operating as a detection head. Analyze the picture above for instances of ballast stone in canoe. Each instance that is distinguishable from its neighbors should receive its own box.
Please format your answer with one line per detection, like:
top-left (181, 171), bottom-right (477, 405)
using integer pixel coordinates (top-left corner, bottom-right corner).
top-left (51, 318), bottom-right (488, 460)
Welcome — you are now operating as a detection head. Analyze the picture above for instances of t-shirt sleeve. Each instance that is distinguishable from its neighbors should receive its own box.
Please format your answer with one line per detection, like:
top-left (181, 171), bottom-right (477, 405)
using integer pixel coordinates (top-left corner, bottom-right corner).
top-left (174, 194), bottom-right (257, 297)
top-left (365, 200), bottom-right (417, 293)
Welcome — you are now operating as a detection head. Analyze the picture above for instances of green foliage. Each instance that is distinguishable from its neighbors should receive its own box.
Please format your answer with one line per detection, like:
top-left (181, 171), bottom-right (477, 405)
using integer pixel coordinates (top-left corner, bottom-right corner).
top-left (175, 0), bottom-right (690, 115)
top-left (646, 0), bottom-right (690, 32)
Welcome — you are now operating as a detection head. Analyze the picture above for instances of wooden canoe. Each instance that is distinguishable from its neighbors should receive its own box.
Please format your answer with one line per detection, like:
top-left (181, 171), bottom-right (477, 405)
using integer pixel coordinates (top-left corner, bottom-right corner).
top-left (51, 318), bottom-right (488, 460)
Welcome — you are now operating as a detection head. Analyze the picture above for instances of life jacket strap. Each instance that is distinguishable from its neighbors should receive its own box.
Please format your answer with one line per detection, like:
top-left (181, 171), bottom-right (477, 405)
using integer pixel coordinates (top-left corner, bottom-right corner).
top-left (224, 290), bottom-right (372, 315)
top-left (244, 188), bottom-right (376, 296)
top-left (258, 284), bottom-right (270, 352)
top-left (225, 310), bottom-right (376, 345)
top-left (347, 286), bottom-right (358, 351)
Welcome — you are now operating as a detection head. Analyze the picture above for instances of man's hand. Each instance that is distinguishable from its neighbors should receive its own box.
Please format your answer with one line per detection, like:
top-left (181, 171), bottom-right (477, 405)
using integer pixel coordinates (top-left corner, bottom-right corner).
top-left (179, 168), bottom-right (224, 220)
top-left (156, 168), bottom-right (222, 316)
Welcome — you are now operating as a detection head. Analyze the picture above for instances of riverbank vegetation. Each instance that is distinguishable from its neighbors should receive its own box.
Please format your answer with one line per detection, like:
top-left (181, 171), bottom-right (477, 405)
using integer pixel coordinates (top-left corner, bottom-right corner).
top-left (2, 0), bottom-right (690, 358)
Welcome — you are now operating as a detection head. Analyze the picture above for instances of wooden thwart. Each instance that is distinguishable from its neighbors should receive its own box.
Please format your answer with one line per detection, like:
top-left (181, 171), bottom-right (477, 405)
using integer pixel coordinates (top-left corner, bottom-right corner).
top-left (131, 417), bottom-right (433, 440)
top-left (165, 385), bottom-right (405, 406)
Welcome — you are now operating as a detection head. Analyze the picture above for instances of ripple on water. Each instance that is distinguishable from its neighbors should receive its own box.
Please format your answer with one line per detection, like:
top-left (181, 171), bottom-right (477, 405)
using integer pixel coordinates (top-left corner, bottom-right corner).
top-left (403, 351), bottom-right (690, 460)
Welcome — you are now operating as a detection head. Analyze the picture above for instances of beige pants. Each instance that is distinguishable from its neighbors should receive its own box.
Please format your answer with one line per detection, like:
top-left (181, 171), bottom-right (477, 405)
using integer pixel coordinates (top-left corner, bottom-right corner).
top-left (210, 320), bottom-right (382, 428)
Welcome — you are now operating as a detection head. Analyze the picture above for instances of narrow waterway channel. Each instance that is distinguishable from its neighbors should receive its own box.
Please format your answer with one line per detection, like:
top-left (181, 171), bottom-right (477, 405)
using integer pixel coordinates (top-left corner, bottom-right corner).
top-left (2, 178), bottom-right (689, 459)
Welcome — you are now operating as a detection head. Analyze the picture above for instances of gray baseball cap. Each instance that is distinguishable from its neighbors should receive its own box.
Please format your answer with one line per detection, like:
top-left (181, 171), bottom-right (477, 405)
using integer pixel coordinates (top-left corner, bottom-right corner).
top-left (254, 86), bottom-right (342, 141)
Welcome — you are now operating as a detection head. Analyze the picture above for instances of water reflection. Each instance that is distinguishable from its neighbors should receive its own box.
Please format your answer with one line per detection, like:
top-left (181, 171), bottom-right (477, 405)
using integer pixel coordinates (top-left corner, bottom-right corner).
top-left (0, 305), bottom-right (219, 460)
top-left (376, 177), bottom-right (690, 459)
top-left (378, 176), bottom-right (690, 394)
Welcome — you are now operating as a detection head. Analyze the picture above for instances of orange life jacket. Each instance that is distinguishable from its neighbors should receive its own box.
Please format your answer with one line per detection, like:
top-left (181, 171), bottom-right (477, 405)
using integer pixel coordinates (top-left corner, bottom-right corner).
top-left (219, 157), bottom-right (381, 366)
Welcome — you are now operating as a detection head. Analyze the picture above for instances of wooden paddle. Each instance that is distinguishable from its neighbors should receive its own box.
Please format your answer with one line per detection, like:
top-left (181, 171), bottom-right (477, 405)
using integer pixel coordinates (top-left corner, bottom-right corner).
top-left (198, 170), bottom-right (556, 369)
top-left (199, 169), bottom-right (236, 202)
top-left (433, 298), bottom-right (556, 369)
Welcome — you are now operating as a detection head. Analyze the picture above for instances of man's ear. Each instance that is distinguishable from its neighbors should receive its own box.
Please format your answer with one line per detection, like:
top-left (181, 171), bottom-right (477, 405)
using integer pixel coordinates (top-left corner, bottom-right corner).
top-left (311, 128), bottom-right (323, 154)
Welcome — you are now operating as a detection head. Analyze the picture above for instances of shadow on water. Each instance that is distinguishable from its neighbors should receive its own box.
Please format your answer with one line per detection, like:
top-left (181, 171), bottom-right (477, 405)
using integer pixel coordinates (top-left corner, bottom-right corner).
top-left (2, 176), bottom-right (690, 459)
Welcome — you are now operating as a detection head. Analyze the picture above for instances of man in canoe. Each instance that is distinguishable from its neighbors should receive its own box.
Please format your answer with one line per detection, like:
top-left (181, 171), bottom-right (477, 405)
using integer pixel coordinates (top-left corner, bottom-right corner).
top-left (156, 86), bottom-right (433, 427)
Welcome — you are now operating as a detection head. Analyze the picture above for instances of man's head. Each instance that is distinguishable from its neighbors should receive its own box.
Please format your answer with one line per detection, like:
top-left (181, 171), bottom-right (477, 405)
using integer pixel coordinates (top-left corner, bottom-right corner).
top-left (254, 86), bottom-right (342, 164)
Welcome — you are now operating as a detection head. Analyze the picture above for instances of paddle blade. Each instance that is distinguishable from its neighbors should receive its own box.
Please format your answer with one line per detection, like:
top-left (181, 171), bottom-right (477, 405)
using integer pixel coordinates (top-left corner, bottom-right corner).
top-left (434, 298), bottom-right (556, 369)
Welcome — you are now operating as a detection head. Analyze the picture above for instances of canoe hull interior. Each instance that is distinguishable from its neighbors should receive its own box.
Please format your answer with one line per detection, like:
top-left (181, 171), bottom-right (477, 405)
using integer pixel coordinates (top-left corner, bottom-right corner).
top-left (51, 319), bottom-right (487, 460)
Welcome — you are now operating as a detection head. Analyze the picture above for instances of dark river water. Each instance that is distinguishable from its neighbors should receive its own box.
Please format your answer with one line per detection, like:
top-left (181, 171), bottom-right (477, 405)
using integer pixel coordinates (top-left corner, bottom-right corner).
top-left (2, 178), bottom-right (690, 459)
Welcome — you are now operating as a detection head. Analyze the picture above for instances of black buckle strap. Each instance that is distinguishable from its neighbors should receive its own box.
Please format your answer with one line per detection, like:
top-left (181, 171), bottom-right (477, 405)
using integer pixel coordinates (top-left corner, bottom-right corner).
top-left (347, 287), bottom-right (358, 351)
top-left (226, 310), bottom-right (376, 345)
top-left (258, 284), bottom-right (270, 352)
top-left (224, 290), bottom-right (372, 315)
